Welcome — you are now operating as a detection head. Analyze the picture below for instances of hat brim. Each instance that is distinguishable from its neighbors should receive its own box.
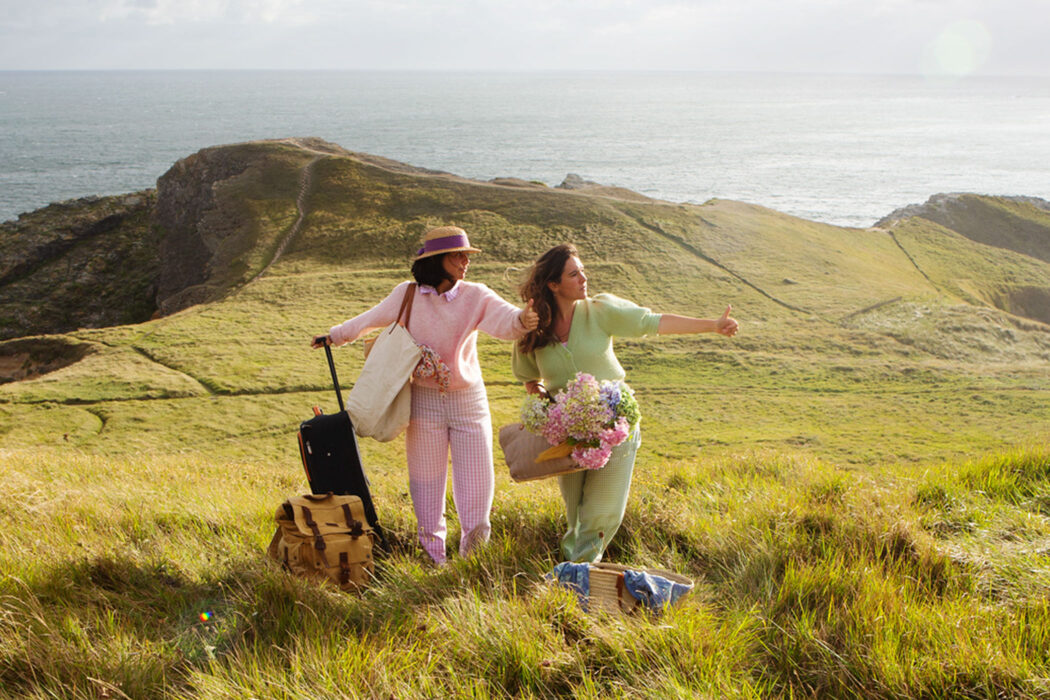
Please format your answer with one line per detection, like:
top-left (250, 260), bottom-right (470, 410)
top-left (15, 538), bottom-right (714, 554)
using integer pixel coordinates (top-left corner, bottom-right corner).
top-left (413, 246), bottom-right (482, 261)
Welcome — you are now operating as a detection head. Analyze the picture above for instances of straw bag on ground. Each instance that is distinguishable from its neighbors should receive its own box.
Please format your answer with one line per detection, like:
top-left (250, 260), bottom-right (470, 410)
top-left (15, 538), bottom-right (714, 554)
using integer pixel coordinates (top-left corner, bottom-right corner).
top-left (549, 561), bottom-right (694, 614)
top-left (268, 493), bottom-right (376, 591)
top-left (498, 422), bottom-right (584, 482)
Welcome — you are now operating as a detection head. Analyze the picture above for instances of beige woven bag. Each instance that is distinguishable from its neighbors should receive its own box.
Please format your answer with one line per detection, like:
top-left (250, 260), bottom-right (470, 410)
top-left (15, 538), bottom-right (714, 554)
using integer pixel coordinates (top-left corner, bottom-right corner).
top-left (587, 563), bottom-right (693, 614)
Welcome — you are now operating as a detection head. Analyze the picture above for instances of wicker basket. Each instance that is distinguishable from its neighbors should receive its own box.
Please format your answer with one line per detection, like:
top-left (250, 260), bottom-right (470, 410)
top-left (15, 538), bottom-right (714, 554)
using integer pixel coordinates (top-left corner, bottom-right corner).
top-left (586, 563), bottom-right (693, 615)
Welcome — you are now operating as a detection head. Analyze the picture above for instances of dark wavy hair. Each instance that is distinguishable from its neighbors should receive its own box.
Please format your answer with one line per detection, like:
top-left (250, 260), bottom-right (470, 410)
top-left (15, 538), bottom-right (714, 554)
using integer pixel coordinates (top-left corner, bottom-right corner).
top-left (517, 244), bottom-right (579, 354)
top-left (411, 253), bottom-right (453, 289)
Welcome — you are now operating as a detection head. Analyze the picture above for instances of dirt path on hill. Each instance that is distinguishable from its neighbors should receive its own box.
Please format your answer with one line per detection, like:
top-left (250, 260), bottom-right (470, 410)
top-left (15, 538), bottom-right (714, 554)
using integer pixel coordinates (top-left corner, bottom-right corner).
top-left (251, 150), bottom-right (326, 282)
top-left (872, 226), bottom-right (940, 291)
top-left (626, 214), bottom-right (813, 315)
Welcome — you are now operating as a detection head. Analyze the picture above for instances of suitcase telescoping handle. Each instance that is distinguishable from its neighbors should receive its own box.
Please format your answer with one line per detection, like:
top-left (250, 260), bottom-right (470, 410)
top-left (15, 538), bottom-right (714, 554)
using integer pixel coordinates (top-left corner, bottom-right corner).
top-left (324, 342), bottom-right (345, 413)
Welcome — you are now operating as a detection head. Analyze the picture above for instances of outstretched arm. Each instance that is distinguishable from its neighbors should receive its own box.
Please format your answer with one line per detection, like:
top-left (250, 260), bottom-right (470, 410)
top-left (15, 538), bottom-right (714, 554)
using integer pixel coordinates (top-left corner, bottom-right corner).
top-left (477, 288), bottom-right (539, 340)
top-left (657, 305), bottom-right (739, 337)
top-left (310, 281), bottom-right (412, 348)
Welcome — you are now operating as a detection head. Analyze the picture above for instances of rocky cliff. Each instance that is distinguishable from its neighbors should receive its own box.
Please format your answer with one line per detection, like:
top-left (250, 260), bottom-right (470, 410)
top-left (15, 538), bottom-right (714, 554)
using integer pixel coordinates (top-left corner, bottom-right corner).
top-left (0, 138), bottom-right (319, 339)
top-left (0, 193), bottom-right (159, 341)
top-left (877, 193), bottom-right (1050, 264)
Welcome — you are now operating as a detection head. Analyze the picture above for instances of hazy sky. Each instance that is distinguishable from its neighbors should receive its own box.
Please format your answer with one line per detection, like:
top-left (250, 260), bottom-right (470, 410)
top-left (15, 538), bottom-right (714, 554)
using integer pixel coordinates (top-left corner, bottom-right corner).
top-left (1, 0), bottom-right (1048, 75)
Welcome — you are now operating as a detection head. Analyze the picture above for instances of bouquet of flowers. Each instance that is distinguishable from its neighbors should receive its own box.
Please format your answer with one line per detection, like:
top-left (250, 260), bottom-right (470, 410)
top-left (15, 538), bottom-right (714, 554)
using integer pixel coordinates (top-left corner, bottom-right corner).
top-left (520, 372), bottom-right (641, 470)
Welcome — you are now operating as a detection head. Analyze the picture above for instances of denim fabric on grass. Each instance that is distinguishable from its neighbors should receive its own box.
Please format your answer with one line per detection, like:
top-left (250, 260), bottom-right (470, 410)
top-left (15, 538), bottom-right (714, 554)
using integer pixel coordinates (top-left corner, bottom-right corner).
top-left (622, 570), bottom-right (693, 611)
top-left (548, 561), bottom-right (591, 608)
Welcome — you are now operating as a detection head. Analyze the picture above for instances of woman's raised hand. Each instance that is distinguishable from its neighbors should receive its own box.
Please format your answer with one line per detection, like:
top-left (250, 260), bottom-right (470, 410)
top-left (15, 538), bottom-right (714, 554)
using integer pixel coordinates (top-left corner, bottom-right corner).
top-left (716, 305), bottom-right (739, 337)
top-left (520, 298), bottom-right (539, 332)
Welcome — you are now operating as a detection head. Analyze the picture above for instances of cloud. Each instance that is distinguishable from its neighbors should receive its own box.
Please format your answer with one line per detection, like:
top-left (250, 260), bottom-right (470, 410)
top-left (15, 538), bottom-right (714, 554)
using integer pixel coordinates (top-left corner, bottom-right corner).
top-left (96, 0), bottom-right (314, 25)
top-left (0, 0), bottom-right (1047, 73)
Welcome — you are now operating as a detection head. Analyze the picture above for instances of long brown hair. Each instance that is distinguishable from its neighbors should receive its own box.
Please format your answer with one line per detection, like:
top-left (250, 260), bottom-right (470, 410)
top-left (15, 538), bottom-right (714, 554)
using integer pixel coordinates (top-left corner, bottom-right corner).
top-left (517, 244), bottom-right (578, 354)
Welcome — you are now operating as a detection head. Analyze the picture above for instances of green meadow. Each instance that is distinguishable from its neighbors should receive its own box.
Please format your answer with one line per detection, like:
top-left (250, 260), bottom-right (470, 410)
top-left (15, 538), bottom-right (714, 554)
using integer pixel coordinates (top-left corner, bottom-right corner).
top-left (2, 140), bottom-right (1049, 698)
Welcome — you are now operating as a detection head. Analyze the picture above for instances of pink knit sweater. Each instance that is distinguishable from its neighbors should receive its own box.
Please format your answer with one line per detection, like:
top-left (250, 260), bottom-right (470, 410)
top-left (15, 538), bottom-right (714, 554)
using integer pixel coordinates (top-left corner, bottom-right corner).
top-left (329, 280), bottom-right (527, 392)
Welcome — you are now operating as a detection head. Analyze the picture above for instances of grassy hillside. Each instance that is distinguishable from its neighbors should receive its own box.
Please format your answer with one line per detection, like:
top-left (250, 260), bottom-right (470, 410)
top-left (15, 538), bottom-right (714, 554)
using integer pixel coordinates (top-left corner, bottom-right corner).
top-left (1, 139), bottom-right (1049, 698)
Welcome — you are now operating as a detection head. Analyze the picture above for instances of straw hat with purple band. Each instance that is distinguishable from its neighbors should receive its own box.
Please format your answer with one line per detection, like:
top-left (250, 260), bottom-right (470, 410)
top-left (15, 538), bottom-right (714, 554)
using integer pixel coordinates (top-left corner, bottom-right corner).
top-left (413, 226), bottom-right (482, 261)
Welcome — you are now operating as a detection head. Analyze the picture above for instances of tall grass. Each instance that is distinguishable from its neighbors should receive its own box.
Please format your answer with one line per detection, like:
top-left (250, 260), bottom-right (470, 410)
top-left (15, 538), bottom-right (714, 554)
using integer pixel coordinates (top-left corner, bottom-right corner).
top-left (3, 444), bottom-right (1049, 698)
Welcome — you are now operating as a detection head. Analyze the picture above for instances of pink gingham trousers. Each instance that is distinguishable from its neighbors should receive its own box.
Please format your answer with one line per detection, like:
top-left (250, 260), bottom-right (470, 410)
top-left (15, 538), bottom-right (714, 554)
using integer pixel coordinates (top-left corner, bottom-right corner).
top-left (405, 383), bottom-right (494, 564)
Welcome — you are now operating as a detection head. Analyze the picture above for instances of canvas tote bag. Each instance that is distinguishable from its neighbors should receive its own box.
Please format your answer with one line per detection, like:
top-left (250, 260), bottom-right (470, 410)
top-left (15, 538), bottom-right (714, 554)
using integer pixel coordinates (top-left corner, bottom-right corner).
top-left (346, 284), bottom-right (421, 442)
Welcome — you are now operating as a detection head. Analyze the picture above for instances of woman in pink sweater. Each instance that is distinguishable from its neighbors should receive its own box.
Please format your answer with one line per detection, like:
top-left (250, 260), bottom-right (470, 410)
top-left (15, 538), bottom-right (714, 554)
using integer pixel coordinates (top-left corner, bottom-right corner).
top-left (312, 226), bottom-right (538, 565)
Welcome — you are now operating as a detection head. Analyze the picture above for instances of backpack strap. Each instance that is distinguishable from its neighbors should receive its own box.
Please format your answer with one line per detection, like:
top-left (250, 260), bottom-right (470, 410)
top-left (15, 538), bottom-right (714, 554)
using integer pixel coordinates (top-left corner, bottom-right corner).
top-left (338, 552), bottom-right (351, 585)
top-left (301, 505), bottom-right (329, 566)
top-left (340, 503), bottom-right (365, 539)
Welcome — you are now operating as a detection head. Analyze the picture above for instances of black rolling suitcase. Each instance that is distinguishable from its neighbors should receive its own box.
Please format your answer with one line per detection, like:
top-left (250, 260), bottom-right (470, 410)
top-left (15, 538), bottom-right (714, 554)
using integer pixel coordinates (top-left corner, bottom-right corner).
top-left (297, 343), bottom-right (387, 548)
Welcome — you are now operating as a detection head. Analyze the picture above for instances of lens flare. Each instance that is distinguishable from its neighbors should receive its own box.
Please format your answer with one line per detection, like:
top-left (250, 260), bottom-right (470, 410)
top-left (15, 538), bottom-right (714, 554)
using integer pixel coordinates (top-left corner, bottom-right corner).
top-left (923, 20), bottom-right (992, 77)
top-left (199, 611), bottom-right (213, 622)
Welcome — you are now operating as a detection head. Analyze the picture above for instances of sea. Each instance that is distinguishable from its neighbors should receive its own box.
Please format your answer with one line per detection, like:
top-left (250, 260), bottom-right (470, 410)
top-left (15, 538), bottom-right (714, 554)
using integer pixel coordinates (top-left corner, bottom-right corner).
top-left (1, 70), bottom-right (1049, 228)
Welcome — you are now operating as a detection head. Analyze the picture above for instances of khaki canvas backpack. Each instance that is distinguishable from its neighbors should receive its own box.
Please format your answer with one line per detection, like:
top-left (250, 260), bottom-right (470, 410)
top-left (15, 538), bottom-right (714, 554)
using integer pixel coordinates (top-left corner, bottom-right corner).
top-left (268, 493), bottom-right (375, 591)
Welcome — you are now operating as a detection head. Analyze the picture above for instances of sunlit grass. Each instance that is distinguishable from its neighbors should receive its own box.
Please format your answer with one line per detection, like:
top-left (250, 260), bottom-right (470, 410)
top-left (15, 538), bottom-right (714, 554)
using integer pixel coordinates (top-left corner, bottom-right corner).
top-left (2, 442), bottom-right (1049, 698)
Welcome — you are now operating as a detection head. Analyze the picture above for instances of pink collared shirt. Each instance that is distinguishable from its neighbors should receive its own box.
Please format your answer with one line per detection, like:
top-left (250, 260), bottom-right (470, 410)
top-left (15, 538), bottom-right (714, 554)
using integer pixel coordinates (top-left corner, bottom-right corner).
top-left (329, 280), bottom-right (527, 391)
top-left (419, 283), bottom-right (463, 301)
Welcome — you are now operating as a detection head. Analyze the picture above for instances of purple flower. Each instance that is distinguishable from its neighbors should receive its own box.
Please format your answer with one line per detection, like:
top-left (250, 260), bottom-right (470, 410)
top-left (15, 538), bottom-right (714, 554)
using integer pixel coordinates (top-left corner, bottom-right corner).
top-left (600, 382), bottom-right (622, 412)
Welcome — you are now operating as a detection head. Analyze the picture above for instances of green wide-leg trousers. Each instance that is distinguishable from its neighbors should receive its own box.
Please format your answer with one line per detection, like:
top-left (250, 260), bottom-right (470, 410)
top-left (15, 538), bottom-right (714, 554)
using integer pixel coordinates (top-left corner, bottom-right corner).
top-left (556, 428), bottom-right (641, 562)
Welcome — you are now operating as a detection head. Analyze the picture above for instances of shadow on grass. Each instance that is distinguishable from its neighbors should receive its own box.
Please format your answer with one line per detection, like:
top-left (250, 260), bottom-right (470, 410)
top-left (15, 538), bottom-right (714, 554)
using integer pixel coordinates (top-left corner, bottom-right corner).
top-left (0, 509), bottom-right (569, 698)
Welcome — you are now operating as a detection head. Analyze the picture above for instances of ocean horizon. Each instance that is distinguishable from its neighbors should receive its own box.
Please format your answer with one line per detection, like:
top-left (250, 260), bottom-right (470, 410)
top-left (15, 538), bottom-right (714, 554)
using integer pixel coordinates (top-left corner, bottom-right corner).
top-left (2, 70), bottom-right (1049, 227)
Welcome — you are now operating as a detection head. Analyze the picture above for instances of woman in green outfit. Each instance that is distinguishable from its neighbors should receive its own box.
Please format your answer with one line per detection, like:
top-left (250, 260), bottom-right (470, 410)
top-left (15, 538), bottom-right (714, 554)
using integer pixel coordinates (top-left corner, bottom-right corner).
top-left (512, 244), bottom-right (739, 562)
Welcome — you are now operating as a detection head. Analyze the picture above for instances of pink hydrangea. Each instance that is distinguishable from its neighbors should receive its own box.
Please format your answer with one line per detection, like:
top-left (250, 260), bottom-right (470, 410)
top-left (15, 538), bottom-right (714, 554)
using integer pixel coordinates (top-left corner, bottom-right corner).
top-left (541, 403), bottom-right (569, 445)
top-left (599, 417), bottom-right (630, 450)
top-left (572, 444), bottom-right (613, 470)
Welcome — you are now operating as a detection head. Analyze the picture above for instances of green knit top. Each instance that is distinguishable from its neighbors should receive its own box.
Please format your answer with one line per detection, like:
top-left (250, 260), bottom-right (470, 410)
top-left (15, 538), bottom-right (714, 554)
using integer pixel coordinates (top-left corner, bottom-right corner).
top-left (511, 293), bottom-right (662, 393)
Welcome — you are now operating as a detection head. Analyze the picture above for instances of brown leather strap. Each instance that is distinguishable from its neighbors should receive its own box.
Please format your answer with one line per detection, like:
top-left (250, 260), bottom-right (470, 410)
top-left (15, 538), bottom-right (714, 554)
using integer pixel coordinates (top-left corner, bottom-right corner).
top-left (298, 433), bottom-right (313, 482)
top-left (615, 573), bottom-right (636, 612)
top-left (616, 572), bottom-right (628, 608)
top-left (392, 283), bottom-right (417, 331)
top-left (339, 552), bottom-right (351, 584)
top-left (340, 503), bottom-right (365, 539)
top-left (402, 283), bottom-right (416, 327)
top-left (302, 506), bottom-right (326, 552)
